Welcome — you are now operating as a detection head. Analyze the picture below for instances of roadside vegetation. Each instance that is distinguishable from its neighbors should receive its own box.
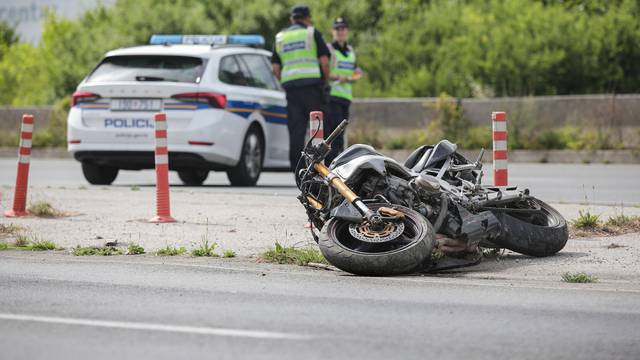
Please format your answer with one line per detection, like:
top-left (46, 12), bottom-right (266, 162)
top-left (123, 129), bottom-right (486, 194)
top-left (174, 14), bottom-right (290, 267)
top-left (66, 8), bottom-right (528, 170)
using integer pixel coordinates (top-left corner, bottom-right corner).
top-left (223, 249), bottom-right (236, 258)
top-left (27, 201), bottom-right (66, 218)
top-left (127, 243), bottom-right (145, 255)
top-left (0, 225), bottom-right (59, 251)
top-left (191, 238), bottom-right (219, 257)
top-left (562, 272), bottom-right (597, 283)
top-left (155, 245), bottom-right (187, 256)
top-left (72, 245), bottom-right (123, 256)
top-left (260, 242), bottom-right (328, 266)
top-left (571, 212), bottom-right (640, 238)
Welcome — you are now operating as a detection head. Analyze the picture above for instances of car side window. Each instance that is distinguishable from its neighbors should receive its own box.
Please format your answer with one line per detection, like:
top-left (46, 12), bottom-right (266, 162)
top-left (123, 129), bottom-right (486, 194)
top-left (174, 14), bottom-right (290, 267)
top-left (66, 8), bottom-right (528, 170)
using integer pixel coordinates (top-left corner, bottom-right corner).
top-left (238, 54), bottom-right (279, 90)
top-left (218, 55), bottom-right (248, 86)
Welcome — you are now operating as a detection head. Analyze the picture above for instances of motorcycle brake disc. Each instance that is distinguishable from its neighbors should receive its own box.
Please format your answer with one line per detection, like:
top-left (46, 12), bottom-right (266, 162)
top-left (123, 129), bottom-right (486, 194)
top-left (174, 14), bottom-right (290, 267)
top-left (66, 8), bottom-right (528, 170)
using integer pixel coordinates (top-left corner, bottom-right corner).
top-left (348, 221), bottom-right (405, 243)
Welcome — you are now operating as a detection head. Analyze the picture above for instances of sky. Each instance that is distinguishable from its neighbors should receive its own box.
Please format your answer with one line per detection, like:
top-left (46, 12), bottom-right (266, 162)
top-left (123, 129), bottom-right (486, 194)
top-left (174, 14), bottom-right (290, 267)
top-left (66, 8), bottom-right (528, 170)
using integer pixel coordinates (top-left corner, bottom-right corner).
top-left (0, 0), bottom-right (116, 43)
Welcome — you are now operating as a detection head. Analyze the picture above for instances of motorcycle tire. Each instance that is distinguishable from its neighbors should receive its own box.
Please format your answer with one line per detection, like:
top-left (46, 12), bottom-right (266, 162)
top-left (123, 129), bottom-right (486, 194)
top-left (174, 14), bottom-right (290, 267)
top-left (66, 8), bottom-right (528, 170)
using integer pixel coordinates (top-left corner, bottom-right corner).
top-left (490, 198), bottom-right (568, 257)
top-left (318, 203), bottom-right (435, 276)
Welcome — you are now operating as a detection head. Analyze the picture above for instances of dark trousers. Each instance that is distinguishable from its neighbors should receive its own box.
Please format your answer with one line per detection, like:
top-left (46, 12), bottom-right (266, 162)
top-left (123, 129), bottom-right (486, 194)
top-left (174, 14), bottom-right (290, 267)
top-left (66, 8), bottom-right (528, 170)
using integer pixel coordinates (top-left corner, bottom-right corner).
top-left (285, 85), bottom-right (326, 170)
top-left (325, 98), bottom-right (350, 165)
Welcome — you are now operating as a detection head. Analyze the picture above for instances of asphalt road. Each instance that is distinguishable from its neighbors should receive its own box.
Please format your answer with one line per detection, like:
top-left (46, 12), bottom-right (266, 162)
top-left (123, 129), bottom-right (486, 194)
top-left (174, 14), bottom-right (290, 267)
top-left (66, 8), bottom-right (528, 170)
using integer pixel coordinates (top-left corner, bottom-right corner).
top-left (1, 252), bottom-right (639, 360)
top-left (0, 159), bottom-right (639, 205)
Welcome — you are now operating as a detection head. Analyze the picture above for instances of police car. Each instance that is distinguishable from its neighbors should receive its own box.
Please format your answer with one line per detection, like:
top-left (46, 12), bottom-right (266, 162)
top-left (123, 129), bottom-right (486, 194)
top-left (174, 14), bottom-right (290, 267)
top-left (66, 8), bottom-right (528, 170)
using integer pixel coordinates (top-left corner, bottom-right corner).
top-left (68, 34), bottom-right (289, 186)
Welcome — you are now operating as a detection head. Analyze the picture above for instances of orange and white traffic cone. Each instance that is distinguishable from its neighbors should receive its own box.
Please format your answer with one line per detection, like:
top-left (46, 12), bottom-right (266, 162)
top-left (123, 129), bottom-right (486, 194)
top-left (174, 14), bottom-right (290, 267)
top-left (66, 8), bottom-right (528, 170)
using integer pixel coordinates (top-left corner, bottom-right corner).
top-left (148, 112), bottom-right (176, 223)
top-left (5, 114), bottom-right (34, 218)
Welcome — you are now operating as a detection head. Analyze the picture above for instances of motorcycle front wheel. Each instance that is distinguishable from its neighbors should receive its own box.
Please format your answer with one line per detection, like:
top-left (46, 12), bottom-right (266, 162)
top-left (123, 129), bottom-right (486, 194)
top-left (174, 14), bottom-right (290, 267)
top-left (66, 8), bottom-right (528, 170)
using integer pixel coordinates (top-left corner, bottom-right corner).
top-left (318, 203), bottom-right (435, 276)
top-left (490, 198), bottom-right (568, 257)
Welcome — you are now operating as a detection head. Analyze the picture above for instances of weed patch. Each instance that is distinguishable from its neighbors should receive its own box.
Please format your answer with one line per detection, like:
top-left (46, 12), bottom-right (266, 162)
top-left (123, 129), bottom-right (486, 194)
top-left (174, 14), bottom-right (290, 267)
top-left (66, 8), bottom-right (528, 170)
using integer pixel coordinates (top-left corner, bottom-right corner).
top-left (562, 272), bottom-right (597, 283)
top-left (127, 244), bottom-right (145, 255)
top-left (28, 238), bottom-right (57, 251)
top-left (72, 246), bottom-right (123, 256)
top-left (223, 249), bottom-right (236, 258)
top-left (27, 201), bottom-right (65, 218)
top-left (571, 213), bottom-right (640, 238)
top-left (260, 242), bottom-right (328, 266)
top-left (155, 245), bottom-right (186, 256)
top-left (192, 238), bottom-right (218, 257)
top-left (0, 242), bottom-right (8, 250)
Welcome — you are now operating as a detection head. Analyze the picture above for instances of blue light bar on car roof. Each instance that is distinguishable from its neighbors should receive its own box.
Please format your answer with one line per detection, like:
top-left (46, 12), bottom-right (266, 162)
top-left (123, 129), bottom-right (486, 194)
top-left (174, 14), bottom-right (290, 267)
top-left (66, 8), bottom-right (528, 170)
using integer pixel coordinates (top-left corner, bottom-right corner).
top-left (149, 34), bottom-right (265, 47)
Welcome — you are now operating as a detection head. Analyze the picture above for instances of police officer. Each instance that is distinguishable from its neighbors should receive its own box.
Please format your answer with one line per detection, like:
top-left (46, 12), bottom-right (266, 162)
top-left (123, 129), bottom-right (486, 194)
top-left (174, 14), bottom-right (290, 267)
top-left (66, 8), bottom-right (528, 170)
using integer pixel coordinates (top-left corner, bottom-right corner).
top-left (272, 5), bottom-right (331, 170)
top-left (325, 17), bottom-right (362, 165)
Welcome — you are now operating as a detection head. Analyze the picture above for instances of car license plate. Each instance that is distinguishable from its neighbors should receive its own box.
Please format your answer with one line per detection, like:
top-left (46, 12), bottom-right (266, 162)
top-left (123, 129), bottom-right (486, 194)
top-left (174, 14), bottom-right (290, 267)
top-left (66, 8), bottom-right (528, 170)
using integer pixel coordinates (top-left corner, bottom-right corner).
top-left (111, 98), bottom-right (162, 111)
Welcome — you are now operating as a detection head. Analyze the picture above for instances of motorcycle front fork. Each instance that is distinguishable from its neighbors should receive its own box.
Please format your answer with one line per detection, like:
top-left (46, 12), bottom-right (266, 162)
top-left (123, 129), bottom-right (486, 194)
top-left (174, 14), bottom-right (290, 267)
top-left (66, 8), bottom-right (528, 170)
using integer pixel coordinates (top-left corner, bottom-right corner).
top-left (311, 162), bottom-right (383, 226)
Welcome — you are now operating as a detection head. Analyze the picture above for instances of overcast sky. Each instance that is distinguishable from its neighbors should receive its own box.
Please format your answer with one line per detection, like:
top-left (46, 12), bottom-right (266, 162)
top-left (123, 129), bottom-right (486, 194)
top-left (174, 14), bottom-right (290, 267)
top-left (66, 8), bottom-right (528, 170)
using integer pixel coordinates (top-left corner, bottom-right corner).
top-left (0, 0), bottom-right (116, 43)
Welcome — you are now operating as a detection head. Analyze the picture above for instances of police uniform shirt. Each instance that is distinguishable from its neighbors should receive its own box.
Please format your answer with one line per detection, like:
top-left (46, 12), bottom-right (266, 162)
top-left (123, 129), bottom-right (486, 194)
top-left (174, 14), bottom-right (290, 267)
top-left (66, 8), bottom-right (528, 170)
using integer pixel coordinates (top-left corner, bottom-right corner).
top-left (271, 22), bottom-right (331, 89)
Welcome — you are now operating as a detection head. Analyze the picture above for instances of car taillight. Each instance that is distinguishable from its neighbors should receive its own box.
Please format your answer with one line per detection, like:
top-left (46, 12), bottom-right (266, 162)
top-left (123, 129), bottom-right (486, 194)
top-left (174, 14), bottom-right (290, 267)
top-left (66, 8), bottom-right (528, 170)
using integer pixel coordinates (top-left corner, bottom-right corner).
top-left (171, 92), bottom-right (226, 109)
top-left (72, 91), bottom-right (101, 107)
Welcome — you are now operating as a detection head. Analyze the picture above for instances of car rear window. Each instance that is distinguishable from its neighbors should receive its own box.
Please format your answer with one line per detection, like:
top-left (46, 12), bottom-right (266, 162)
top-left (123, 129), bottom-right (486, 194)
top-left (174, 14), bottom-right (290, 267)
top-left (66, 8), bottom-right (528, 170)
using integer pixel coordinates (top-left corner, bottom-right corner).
top-left (87, 55), bottom-right (205, 83)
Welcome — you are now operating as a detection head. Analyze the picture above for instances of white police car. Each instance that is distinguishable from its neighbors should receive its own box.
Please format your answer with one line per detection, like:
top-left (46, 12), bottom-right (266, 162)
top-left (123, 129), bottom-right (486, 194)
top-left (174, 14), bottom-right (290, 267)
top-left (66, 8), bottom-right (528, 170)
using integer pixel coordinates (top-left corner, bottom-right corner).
top-left (68, 34), bottom-right (289, 186)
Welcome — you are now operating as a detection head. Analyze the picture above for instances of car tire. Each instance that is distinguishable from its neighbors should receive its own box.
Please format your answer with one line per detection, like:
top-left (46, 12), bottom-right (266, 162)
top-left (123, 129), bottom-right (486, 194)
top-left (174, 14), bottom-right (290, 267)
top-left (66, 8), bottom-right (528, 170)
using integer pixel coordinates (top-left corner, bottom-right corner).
top-left (82, 162), bottom-right (119, 185)
top-left (178, 169), bottom-right (209, 186)
top-left (227, 126), bottom-right (263, 187)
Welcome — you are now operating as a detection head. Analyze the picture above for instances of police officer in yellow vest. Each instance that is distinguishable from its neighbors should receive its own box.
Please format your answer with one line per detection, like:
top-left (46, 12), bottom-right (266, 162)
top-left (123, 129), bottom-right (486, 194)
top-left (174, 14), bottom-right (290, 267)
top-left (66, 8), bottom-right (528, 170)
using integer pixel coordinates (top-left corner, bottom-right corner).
top-left (271, 5), bottom-right (331, 170)
top-left (326, 17), bottom-right (362, 165)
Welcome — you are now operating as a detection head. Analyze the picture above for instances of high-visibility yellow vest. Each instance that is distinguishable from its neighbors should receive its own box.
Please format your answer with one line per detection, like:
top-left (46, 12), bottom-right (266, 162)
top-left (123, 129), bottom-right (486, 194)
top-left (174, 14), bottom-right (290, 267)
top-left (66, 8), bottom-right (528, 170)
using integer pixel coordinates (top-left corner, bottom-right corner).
top-left (329, 44), bottom-right (356, 101)
top-left (275, 26), bottom-right (321, 86)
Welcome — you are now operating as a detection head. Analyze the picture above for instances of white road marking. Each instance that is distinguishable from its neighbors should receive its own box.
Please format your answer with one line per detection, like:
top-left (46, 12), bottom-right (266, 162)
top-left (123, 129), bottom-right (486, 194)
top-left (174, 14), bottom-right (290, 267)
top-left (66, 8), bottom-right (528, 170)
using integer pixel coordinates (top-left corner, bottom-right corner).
top-left (0, 313), bottom-right (314, 340)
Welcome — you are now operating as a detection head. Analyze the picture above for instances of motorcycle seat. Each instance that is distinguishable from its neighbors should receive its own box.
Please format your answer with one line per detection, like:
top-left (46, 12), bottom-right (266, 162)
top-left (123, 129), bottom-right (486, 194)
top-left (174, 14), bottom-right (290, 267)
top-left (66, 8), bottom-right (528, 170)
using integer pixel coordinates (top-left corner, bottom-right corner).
top-left (330, 144), bottom-right (383, 169)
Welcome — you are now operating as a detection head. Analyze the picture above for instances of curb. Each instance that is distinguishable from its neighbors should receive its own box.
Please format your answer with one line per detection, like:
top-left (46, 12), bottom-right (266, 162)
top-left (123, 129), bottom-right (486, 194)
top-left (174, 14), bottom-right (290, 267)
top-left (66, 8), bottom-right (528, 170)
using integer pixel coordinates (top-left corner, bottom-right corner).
top-left (0, 148), bottom-right (71, 159)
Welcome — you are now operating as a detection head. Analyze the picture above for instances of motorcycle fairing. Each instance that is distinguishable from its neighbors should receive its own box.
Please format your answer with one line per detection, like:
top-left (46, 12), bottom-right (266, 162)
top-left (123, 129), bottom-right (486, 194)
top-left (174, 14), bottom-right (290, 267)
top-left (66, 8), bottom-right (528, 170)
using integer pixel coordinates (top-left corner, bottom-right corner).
top-left (331, 145), bottom-right (413, 182)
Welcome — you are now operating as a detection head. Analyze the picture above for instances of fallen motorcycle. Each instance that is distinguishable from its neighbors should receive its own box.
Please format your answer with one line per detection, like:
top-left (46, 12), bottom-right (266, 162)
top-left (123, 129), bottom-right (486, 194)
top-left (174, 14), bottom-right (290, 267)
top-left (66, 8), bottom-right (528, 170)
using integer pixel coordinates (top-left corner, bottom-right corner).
top-left (296, 119), bottom-right (568, 276)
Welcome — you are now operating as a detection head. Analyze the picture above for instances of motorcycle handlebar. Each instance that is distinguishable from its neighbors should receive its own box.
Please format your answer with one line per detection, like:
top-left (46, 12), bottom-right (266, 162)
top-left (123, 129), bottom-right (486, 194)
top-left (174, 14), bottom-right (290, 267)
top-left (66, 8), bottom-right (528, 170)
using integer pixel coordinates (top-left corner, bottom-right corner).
top-left (325, 119), bottom-right (349, 146)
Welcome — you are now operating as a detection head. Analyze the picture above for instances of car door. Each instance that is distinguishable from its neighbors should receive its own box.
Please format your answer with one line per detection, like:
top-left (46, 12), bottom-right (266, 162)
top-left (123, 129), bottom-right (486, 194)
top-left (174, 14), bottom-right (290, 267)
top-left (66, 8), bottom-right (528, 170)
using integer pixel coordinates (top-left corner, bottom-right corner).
top-left (236, 53), bottom-right (288, 168)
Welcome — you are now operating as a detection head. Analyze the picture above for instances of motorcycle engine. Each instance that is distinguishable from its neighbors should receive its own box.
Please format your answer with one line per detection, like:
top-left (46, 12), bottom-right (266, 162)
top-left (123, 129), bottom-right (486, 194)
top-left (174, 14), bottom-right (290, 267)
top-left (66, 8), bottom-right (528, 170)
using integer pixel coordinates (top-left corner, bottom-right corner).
top-left (357, 173), bottom-right (433, 218)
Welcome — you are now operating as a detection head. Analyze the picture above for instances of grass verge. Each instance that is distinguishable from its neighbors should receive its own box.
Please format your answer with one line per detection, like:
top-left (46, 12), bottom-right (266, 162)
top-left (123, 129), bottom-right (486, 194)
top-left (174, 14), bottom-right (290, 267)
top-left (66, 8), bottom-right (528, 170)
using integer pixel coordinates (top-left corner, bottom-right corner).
top-left (127, 243), bottom-right (145, 255)
top-left (260, 242), bottom-right (328, 266)
top-left (72, 246), bottom-right (123, 256)
top-left (561, 272), bottom-right (597, 283)
top-left (191, 238), bottom-right (219, 257)
top-left (571, 212), bottom-right (640, 238)
top-left (155, 245), bottom-right (186, 256)
top-left (223, 249), bottom-right (236, 258)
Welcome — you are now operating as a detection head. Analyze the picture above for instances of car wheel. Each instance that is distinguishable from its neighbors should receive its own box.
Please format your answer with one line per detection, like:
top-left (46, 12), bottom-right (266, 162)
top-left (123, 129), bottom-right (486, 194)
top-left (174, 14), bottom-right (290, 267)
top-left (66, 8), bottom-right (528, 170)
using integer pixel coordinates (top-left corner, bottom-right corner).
top-left (81, 162), bottom-right (119, 185)
top-left (178, 169), bottom-right (209, 186)
top-left (227, 126), bottom-right (263, 187)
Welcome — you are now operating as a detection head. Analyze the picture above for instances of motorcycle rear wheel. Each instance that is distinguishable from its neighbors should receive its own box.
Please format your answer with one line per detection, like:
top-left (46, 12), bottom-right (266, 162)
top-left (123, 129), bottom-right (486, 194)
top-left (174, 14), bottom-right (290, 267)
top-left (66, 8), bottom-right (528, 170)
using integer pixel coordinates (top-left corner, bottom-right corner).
top-left (319, 203), bottom-right (435, 276)
top-left (490, 198), bottom-right (568, 257)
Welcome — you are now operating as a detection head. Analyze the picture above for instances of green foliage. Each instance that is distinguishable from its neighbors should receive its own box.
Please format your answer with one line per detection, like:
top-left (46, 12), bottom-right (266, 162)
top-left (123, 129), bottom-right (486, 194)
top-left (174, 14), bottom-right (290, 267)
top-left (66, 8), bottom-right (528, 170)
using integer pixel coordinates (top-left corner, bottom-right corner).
top-left (191, 238), bottom-right (219, 257)
top-left (260, 242), bottom-right (328, 266)
top-left (223, 249), bottom-right (237, 258)
top-left (573, 210), bottom-right (601, 229)
top-left (0, 242), bottom-right (8, 250)
top-left (155, 245), bottom-right (187, 256)
top-left (72, 245), bottom-right (123, 256)
top-left (1, 0), bottom-right (639, 106)
top-left (562, 272), bottom-right (597, 283)
top-left (28, 238), bottom-right (57, 251)
top-left (127, 243), bottom-right (145, 255)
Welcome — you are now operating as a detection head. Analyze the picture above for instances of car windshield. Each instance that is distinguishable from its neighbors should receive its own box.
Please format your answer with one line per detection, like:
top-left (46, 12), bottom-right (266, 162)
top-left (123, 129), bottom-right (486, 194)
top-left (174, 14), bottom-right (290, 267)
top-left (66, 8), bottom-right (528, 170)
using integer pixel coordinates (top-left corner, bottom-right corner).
top-left (87, 55), bottom-right (205, 83)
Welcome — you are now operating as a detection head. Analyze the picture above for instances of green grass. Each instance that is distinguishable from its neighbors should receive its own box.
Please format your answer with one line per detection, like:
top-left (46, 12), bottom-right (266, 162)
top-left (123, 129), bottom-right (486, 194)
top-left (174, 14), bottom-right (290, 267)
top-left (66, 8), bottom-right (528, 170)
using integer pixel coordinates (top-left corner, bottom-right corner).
top-left (223, 249), bottom-right (236, 258)
top-left (605, 214), bottom-right (639, 227)
top-left (562, 272), bottom-right (597, 283)
top-left (72, 246), bottom-right (123, 256)
top-left (127, 243), bottom-right (145, 255)
top-left (155, 245), bottom-right (187, 256)
top-left (0, 242), bottom-right (8, 250)
top-left (27, 201), bottom-right (64, 218)
top-left (573, 210), bottom-right (600, 229)
top-left (191, 238), bottom-right (219, 257)
top-left (260, 242), bottom-right (328, 266)
top-left (28, 238), bottom-right (57, 251)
